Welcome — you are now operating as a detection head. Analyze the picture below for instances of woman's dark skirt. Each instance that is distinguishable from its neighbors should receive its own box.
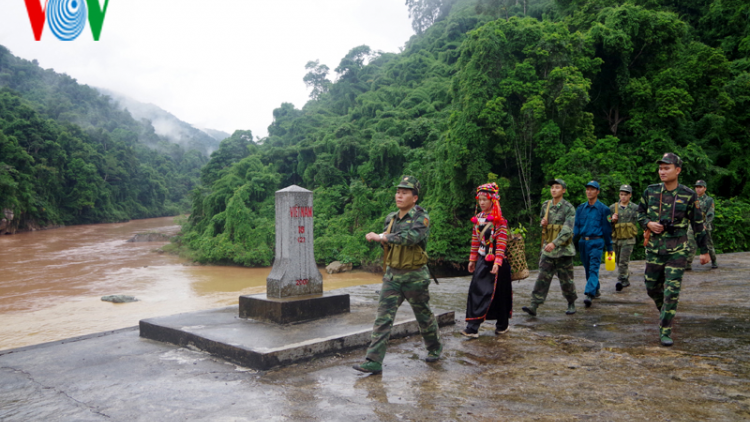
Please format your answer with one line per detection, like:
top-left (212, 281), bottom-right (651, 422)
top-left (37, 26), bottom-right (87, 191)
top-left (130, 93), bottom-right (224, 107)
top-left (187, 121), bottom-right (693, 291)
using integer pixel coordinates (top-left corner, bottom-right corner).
top-left (465, 257), bottom-right (512, 331)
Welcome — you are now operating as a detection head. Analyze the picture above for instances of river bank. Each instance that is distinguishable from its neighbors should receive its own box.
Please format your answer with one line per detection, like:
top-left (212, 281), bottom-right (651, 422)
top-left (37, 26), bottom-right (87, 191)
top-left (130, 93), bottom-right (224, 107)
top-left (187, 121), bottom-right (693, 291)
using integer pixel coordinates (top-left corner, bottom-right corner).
top-left (1, 253), bottom-right (748, 421)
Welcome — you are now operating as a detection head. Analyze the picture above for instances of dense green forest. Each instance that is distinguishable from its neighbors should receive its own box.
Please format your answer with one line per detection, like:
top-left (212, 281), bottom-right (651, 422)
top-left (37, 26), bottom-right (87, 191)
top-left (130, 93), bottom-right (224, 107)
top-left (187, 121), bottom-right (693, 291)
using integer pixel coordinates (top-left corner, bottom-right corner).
top-left (180, 0), bottom-right (750, 269)
top-left (0, 45), bottom-right (220, 229)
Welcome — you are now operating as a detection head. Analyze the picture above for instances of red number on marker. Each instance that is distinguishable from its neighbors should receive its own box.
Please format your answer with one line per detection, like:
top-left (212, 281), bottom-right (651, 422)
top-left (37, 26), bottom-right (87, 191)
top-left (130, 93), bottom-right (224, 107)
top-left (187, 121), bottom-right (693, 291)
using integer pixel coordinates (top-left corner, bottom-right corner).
top-left (298, 226), bottom-right (305, 234)
top-left (298, 237), bottom-right (306, 243)
top-left (296, 279), bottom-right (309, 286)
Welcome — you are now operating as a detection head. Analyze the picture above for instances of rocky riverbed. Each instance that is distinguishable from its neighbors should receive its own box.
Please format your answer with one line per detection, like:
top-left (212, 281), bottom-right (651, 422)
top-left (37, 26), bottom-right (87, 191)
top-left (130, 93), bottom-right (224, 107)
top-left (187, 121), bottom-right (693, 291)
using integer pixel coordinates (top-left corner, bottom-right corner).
top-left (1, 253), bottom-right (748, 421)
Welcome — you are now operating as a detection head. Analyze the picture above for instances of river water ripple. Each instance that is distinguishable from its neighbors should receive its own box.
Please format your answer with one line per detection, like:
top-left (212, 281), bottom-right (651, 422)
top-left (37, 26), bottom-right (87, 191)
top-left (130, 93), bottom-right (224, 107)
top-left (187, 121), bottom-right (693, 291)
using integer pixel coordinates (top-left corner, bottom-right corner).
top-left (0, 216), bottom-right (381, 350)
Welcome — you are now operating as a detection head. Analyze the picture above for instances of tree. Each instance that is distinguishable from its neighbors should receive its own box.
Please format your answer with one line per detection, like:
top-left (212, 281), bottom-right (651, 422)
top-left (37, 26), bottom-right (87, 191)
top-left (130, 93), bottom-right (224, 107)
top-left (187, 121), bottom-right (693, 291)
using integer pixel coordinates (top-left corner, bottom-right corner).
top-left (303, 60), bottom-right (332, 100)
top-left (405, 0), bottom-right (456, 34)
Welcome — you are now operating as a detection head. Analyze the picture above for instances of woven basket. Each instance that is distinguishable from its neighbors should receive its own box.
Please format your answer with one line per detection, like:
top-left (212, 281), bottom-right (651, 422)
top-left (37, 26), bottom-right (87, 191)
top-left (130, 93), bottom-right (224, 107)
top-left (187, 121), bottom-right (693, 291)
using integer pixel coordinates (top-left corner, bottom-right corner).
top-left (508, 233), bottom-right (530, 281)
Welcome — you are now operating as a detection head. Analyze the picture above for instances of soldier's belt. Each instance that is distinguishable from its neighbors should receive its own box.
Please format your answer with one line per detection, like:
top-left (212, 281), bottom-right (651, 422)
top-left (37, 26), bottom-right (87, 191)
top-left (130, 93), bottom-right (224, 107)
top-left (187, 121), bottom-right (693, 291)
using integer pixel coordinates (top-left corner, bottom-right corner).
top-left (387, 266), bottom-right (426, 275)
top-left (582, 236), bottom-right (601, 241)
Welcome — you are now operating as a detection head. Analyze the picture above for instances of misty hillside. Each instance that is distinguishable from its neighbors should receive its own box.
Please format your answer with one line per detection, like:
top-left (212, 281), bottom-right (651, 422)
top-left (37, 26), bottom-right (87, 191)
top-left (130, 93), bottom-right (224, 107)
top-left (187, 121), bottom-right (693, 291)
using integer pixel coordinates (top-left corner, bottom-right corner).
top-left (97, 88), bottom-right (223, 156)
top-left (200, 128), bottom-right (231, 142)
top-left (0, 44), bottom-right (212, 229)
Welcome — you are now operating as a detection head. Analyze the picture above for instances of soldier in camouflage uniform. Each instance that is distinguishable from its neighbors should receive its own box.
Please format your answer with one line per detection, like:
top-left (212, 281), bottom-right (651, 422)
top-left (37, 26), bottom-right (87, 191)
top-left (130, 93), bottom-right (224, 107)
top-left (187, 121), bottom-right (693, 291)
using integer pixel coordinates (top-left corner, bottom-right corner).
top-left (638, 153), bottom-right (710, 347)
top-left (610, 184), bottom-right (639, 291)
top-left (686, 180), bottom-right (718, 270)
top-left (353, 176), bottom-right (442, 374)
top-left (522, 179), bottom-right (578, 316)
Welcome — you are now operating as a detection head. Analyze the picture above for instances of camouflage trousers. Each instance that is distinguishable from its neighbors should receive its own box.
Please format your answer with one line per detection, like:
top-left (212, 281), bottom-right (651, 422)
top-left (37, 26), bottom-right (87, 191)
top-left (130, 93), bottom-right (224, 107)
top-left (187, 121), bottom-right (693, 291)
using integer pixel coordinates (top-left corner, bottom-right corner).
top-left (365, 266), bottom-right (441, 364)
top-left (687, 227), bottom-right (717, 268)
top-left (644, 250), bottom-right (687, 338)
top-left (614, 238), bottom-right (636, 285)
top-left (530, 255), bottom-right (577, 306)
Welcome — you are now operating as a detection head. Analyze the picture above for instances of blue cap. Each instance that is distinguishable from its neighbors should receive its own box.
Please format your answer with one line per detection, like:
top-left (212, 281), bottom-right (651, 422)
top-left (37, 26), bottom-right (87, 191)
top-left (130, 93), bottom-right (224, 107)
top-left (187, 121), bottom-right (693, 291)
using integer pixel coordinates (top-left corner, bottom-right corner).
top-left (585, 180), bottom-right (600, 190)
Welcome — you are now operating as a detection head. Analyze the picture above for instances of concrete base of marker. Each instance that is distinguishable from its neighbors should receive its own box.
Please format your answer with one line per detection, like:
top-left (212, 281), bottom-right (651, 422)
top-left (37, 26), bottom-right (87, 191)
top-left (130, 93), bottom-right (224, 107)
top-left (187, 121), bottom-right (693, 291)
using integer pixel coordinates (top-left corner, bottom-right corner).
top-left (139, 304), bottom-right (455, 371)
top-left (239, 292), bottom-right (350, 324)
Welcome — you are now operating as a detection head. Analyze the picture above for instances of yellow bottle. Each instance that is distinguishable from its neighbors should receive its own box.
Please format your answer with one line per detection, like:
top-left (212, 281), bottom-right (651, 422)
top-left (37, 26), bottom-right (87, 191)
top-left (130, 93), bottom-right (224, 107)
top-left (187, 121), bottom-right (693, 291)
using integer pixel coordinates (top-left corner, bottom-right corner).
top-left (605, 251), bottom-right (616, 271)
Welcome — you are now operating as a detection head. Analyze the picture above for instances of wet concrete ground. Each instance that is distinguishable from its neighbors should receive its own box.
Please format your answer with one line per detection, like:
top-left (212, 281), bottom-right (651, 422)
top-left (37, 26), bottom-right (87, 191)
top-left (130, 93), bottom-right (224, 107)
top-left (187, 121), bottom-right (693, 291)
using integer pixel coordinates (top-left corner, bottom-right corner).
top-left (1, 253), bottom-right (749, 421)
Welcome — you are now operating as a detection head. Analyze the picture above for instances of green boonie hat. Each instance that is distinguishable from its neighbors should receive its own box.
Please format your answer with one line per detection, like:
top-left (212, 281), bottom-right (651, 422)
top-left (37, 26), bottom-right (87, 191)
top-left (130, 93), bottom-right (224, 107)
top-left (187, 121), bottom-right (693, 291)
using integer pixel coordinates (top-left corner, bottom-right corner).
top-left (396, 175), bottom-right (421, 194)
top-left (619, 184), bottom-right (633, 193)
top-left (657, 152), bottom-right (683, 168)
top-left (548, 178), bottom-right (567, 189)
top-left (695, 180), bottom-right (707, 187)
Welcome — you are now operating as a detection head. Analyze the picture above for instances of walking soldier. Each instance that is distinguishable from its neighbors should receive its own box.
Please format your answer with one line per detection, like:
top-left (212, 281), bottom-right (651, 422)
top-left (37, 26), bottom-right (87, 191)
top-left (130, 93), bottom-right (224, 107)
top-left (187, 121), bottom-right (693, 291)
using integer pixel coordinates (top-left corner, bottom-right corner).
top-left (610, 185), bottom-right (639, 291)
top-left (638, 153), bottom-right (710, 347)
top-left (522, 179), bottom-right (578, 316)
top-left (686, 180), bottom-right (718, 270)
top-left (353, 176), bottom-right (442, 374)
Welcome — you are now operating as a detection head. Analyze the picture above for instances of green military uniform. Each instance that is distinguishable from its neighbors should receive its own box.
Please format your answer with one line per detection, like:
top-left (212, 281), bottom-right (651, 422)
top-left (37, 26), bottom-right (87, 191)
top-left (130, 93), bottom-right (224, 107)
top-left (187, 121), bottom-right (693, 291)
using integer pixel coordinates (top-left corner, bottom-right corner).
top-left (638, 154), bottom-right (707, 345)
top-left (687, 181), bottom-right (717, 269)
top-left (524, 179), bottom-right (577, 314)
top-left (609, 185), bottom-right (639, 290)
top-left (363, 178), bottom-right (441, 366)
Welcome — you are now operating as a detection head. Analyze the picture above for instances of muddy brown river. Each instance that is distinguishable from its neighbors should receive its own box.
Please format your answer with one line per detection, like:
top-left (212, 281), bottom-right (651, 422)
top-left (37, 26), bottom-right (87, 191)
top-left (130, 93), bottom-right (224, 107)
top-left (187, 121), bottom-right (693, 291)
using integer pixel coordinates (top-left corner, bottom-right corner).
top-left (0, 216), bottom-right (381, 350)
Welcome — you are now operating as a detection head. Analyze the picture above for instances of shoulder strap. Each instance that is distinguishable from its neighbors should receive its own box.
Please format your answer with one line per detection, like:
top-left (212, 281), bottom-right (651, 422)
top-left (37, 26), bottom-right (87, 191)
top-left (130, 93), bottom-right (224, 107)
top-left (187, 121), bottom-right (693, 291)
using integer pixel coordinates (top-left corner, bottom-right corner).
top-left (385, 217), bottom-right (395, 234)
top-left (479, 220), bottom-right (493, 240)
top-left (382, 217), bottom-right (396, 272)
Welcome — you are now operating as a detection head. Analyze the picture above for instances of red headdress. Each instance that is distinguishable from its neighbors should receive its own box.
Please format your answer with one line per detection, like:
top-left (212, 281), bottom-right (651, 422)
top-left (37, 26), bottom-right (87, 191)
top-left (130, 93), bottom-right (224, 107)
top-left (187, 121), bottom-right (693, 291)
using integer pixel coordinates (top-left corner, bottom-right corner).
top-left (470, 182), bottom-right (505, 262)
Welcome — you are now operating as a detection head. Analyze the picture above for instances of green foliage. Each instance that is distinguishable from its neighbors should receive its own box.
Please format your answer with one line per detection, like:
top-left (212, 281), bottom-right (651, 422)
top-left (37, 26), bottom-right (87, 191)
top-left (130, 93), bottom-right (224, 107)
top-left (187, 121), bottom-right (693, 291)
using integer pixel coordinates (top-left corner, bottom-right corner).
top-left (713, 198), bottom-right (750, 253)
top-left (0, 45), bottom-right (208, 228)
top-left (182, 0), bottom-right (750, 269)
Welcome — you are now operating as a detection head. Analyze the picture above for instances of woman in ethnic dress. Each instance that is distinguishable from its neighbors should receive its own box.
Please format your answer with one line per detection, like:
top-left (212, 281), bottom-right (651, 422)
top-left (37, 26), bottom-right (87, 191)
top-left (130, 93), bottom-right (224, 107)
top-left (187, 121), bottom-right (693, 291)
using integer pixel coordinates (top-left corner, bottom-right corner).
top-left (461, 183), bottom-right (512, 338)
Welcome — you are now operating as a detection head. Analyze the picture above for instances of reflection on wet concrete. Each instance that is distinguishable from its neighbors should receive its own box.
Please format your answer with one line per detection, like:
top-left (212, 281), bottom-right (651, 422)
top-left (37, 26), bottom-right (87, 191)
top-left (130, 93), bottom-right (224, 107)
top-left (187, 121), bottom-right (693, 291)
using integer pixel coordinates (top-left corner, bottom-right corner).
top-left (0, 216), bottom-right (382, 350)
top-left (253, 253), bottom-right (750, 420)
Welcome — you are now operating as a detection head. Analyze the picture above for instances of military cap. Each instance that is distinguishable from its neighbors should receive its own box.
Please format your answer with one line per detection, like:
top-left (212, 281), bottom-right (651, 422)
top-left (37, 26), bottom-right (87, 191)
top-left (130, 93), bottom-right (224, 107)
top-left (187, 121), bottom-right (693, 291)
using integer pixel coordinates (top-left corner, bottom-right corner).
top-left (548, 178), bottom-right (567, 189)
top-left (657, 152), bottom-right (683, 168)
top-left (619, 184), bottom-right (633, 193)
top-left (695, 180), bottom-right (707, 187)
top-left (585, 180), bottom-right (600, 190)
top-left (396, 175), bottom-right (421, 194)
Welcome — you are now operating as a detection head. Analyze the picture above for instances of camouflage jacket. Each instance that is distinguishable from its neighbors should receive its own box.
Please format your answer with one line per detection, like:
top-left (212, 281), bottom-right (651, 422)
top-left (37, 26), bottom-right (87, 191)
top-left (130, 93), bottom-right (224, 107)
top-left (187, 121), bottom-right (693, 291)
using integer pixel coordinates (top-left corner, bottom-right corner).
top-left (383, 205), bottom-right (429, 249)
top-left (637, 183), bottom-right (707, 255)
top-left (540, 198), bottom-right (576, 258)
top-left (609, 201), bottom-right (640, 242)
top-left (698, 194), bottom-right (715, 231)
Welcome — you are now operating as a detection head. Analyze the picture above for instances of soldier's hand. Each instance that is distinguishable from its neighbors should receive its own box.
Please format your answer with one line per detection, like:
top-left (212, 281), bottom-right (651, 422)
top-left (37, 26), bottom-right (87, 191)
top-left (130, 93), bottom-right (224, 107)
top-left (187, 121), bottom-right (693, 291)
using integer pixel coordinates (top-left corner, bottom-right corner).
top-left (365, 232), bottom-right (381, 242)
top-left (700, 253), bottom-right (710, 265)
top-left (467, 261), bottom-right (476, 273)
top-left (540, 218), bottom-right (548, 227)
top-left (490, 263), bottom-right (499, 274)
top-left (612, 214), bottom-right (618, 222)
top-left (647, 221), bottom-right (664, 234)
top-left (544, 242), bottom-right (555, 252)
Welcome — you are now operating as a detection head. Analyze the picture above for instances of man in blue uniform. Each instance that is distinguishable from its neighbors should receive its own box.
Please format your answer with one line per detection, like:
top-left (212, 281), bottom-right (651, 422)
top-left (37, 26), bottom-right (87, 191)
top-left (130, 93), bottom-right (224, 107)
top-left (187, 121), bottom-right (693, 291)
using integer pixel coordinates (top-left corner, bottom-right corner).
top-left (574, 181), bottom-right (614, 308)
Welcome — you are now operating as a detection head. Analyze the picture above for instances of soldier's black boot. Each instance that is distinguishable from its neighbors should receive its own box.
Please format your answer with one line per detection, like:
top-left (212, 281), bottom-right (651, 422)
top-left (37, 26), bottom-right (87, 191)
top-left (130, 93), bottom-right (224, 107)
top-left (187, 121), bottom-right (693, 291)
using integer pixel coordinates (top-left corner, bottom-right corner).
top-left (425, 344), bottom-right (443, 362)
top-left (583, 295), bottom-right (593, 308)
top-left (353, 359), bottom-right (383, 374)
top-left (565, 302), bottom-right (576, 315)
top-left (522, 304), bottom-right (537, 316)
top-left (711, 262), bottom-right (718, 269)
top-left (660, 327), bottom-right (674, 347)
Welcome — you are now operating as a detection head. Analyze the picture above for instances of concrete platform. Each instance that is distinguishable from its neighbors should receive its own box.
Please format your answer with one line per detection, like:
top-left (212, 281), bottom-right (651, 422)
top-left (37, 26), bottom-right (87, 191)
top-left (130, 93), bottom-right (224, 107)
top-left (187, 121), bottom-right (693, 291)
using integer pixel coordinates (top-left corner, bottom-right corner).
top-left (239, 292), bottom-right (350, 324)
top-left (140, 301), bottom-right (455, 370)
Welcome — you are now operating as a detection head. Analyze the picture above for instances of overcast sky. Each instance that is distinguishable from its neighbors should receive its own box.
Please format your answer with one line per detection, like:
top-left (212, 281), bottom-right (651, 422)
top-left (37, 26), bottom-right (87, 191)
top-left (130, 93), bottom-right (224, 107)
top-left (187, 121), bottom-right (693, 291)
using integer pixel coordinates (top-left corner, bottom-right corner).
top-left (0, 0), bottom-right (415, 138)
